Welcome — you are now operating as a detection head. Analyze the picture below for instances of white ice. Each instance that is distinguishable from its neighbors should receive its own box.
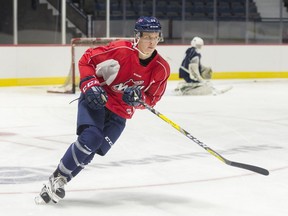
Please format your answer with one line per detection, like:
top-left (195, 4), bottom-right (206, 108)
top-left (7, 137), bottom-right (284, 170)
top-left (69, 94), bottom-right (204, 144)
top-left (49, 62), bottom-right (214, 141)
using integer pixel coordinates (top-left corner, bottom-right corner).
top-left (0, 79), bottom-right (287, 216)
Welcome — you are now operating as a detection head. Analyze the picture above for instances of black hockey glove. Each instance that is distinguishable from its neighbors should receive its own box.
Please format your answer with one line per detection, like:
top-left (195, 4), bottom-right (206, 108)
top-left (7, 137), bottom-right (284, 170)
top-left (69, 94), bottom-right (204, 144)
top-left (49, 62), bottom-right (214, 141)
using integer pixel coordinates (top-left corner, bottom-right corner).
top-left (80, 77), bottom-right (108, 110)
top-left (122, 86), bottom-right (142, 107)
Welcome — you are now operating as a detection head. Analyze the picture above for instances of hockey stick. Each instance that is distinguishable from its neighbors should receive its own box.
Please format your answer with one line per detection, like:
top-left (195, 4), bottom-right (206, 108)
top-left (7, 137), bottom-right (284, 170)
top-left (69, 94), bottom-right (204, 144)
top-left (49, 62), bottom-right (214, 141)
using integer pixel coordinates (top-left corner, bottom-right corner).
top-left (139, 101), bottom-right (269, 176)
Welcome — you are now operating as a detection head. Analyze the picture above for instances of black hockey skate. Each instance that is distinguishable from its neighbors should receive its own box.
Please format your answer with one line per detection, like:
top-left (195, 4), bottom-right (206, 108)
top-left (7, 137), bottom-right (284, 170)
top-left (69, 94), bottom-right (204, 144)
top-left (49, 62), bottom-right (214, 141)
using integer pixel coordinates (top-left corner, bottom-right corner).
top-left (35, 173), bottom-right (67, 204)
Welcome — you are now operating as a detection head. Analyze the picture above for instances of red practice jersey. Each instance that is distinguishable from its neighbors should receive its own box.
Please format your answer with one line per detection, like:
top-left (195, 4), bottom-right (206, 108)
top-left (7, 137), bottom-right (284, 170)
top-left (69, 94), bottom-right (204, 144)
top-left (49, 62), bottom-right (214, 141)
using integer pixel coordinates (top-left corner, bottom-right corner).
top-left (78, 40), bottom-right (170, 119)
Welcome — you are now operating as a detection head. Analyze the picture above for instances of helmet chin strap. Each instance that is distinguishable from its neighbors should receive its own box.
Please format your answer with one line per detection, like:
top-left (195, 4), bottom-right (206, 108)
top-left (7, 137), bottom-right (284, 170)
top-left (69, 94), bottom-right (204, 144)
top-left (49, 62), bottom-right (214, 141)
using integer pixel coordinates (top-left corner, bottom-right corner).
top-left (133, 37), bottom-right (151, 58)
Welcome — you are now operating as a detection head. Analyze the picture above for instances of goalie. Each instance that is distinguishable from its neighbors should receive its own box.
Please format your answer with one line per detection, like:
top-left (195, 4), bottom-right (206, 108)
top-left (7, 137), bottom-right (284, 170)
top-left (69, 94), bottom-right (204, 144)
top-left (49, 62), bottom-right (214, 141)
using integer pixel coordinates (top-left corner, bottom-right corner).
top-left (175, 36), bottom-right (213, 95)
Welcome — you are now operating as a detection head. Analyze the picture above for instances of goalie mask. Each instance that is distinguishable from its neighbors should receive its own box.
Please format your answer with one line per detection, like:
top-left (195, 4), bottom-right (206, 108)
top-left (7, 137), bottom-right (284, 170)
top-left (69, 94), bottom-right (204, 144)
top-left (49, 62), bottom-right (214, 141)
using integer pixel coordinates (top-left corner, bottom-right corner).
top-left (191, 37), bottom-right (204, 52)
top-left (134, 16), bottom-right (163, 42)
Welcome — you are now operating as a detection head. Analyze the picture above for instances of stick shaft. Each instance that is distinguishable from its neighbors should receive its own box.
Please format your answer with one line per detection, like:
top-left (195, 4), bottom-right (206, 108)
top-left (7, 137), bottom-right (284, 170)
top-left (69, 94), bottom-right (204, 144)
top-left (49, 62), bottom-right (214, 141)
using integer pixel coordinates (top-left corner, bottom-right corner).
top-left (140, 101), bottom-right (269, 176)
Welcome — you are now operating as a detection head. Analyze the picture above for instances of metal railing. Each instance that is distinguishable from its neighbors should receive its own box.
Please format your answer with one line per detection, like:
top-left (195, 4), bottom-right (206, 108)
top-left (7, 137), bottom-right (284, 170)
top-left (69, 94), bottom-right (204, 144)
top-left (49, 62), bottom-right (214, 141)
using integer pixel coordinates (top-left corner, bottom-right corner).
top-left (0, 0), bottom-right (288, 44)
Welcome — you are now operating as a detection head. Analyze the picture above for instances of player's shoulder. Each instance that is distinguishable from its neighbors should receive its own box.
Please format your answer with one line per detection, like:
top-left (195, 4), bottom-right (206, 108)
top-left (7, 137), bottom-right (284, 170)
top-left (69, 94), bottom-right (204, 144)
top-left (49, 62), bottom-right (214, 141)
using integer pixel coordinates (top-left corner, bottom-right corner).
top-left (108, 40), bottom-right (134, 50)
top-left (186, 47), bottom-right (194, 53)
top-left (152, 51), bottom-right (170, 79)
top-left (155, 51), bottom-right (170, 69)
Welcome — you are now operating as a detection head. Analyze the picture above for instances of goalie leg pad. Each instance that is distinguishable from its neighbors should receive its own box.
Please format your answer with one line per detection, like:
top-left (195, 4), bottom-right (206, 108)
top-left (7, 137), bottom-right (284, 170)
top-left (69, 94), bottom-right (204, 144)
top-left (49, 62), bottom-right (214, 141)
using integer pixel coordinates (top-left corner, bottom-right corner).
top-left (174, 81), bottom-right (202, 94)
top-left (182, 84), bottom-right (213, 95)
top-left (175, 82), bottom-right (213, 96)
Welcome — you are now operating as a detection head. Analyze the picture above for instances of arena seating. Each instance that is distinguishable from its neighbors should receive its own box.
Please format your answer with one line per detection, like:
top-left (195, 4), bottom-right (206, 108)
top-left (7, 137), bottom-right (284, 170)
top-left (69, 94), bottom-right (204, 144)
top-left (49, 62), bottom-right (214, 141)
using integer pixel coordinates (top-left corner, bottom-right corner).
top-left (75, 0), bottom-right (261, 21)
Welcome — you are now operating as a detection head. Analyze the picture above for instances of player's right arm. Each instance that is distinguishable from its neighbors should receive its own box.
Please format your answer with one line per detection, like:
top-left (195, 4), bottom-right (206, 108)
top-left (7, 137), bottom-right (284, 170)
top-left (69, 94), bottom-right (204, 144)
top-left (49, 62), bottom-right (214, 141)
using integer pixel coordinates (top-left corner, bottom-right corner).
top-left (78, 47), bottom-right (102, 80)
top-left (78, 47), bottom-right (108, 110)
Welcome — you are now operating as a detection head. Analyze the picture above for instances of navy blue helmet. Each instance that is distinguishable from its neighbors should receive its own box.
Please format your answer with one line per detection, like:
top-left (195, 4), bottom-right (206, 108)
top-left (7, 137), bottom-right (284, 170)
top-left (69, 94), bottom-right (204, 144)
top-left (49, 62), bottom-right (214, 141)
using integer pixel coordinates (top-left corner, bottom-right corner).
top-left (135, 16), bottom-right (162, 33)
top-left (134, 16), bottom-right (163, 41)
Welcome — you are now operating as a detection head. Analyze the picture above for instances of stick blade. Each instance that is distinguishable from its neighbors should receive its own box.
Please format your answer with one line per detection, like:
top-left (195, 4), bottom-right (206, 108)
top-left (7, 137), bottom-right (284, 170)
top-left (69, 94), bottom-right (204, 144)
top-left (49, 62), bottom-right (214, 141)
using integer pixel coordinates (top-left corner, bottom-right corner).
top-left (230, 161), bottom-right (269, 176)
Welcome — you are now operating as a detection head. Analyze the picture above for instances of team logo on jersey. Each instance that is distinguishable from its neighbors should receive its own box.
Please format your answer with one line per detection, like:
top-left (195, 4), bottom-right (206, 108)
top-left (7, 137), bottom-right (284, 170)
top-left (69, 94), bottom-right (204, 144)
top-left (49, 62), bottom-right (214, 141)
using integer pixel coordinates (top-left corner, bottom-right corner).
top-left (112, 79), bottom-right (144, 92)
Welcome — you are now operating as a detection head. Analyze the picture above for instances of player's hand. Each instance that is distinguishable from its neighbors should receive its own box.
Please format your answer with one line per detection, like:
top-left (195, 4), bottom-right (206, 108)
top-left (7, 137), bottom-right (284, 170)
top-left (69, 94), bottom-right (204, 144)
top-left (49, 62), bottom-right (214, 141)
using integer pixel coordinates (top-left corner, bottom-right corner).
top-left (80, 78), bottom-right (108, 110)
top-left (122, 86), bottom-right (142, 106)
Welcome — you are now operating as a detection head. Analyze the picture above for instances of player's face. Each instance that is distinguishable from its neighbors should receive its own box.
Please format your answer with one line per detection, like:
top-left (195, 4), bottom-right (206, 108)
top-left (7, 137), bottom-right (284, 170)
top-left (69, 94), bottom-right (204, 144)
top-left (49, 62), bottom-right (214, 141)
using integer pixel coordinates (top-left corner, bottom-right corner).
top-left (138, 32), bottom-right (160, 59)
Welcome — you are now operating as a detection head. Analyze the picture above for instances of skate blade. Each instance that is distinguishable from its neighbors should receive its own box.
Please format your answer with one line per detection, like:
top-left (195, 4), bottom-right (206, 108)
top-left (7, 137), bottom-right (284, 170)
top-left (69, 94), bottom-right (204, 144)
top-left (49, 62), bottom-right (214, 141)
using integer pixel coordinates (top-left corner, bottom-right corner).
top-left (34, 189), bottom-right (51, 205)
top-left (34, 195), bottom-right (48, 205)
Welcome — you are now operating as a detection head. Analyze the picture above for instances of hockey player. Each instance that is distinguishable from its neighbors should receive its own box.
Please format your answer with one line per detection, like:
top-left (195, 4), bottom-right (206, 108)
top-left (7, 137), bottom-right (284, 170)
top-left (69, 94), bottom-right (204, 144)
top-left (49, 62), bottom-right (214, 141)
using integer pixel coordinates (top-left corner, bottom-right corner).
top-left (175, 36), bottom-right (213, 95)
top-left (35, 16), bottom-right (170, 204)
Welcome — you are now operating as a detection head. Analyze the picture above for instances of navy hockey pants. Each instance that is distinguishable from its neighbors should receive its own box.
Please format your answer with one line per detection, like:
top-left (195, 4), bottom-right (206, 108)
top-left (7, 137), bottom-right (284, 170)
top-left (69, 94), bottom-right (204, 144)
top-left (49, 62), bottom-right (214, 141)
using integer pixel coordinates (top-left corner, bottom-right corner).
top-left (58, 93), bottom-right (126, 181)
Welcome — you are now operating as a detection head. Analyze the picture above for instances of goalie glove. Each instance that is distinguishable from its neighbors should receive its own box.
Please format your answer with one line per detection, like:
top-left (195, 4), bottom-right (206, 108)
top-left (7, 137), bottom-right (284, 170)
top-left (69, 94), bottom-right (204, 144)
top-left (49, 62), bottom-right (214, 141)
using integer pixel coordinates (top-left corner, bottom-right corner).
top-left (80, 76), bottom-right (108, 110)
top-left (201, 66), bottom-right (213, 79)
top-left (122, 86), bottom-right (142, 107)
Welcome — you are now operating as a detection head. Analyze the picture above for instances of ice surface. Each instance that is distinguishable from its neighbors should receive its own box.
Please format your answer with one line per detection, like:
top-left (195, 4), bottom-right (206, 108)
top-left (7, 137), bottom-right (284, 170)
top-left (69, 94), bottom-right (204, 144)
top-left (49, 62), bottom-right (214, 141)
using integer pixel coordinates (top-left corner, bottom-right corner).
top-left (0, 79), bottom-right (287, 216)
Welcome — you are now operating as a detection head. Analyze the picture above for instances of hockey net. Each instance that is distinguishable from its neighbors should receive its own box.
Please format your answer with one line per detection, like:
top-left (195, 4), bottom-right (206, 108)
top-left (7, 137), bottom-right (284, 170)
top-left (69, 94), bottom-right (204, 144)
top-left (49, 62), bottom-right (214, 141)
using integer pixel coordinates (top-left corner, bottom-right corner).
top-left (47, 37), bottom-right (134, 94)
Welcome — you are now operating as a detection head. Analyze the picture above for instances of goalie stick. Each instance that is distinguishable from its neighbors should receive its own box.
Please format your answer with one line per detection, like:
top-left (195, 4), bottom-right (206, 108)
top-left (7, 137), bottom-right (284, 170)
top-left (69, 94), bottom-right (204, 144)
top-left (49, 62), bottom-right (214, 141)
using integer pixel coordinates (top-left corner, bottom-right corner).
top-left (139, 100), bottom-right (269, 176)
